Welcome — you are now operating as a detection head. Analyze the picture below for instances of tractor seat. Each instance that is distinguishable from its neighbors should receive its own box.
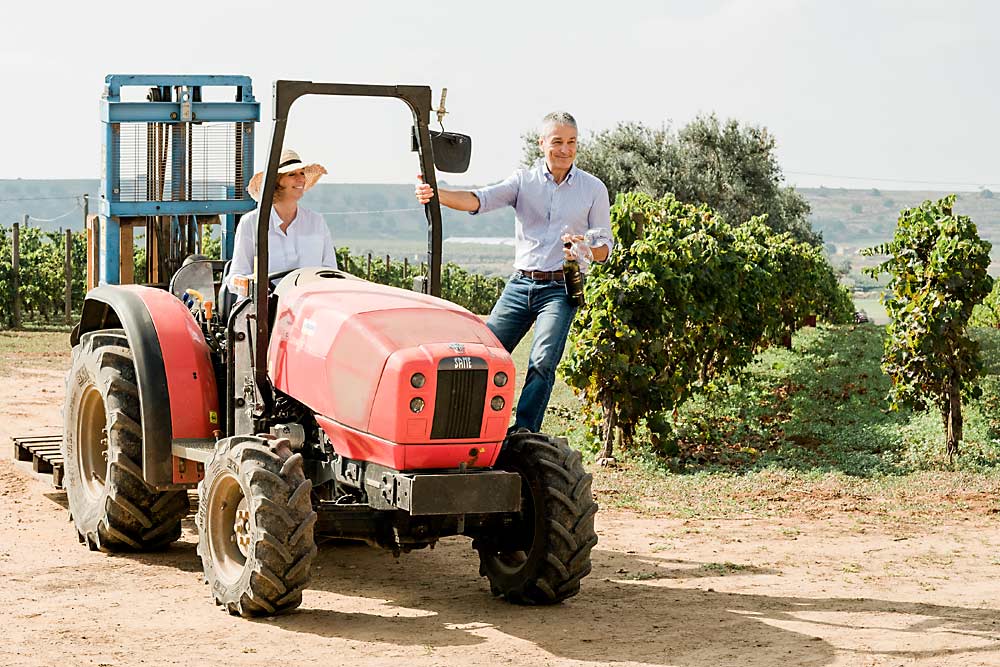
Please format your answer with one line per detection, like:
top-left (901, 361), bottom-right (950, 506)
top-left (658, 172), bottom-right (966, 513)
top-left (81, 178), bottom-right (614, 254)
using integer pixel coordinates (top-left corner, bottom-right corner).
top-left (218, 260), bottom-right (237, 324)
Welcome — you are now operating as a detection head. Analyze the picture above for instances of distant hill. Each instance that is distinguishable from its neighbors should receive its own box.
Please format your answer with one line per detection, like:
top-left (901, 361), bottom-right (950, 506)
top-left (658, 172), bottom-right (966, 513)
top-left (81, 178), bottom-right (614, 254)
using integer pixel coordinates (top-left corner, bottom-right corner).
top-left (800, 187), bottom-right (1000, 272)
top-left (5, 179), bottom-right (1000, 269)
top-left (0, 179), bottom-right (99, 231)
top-left (801, 187), bottom-right (1000, 244)
top-left (0, 179), bottom-right (516, 240)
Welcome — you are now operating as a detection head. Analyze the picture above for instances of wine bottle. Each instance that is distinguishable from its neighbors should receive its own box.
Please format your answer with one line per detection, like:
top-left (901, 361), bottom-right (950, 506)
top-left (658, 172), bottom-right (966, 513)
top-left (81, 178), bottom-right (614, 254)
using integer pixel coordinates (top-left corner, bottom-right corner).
top-left (563, 242), bottom-right (585, 307)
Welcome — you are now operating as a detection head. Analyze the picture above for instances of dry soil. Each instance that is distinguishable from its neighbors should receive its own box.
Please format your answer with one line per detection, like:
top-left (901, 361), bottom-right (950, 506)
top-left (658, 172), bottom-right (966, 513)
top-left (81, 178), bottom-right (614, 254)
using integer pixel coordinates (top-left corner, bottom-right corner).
top-left (2, 332), bottom-right (1000, 666)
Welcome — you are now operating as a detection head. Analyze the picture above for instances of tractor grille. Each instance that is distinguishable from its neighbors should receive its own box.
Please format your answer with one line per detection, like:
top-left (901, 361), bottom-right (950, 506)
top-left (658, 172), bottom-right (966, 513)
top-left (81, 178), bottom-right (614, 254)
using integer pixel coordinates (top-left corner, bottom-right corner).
top-left (430, 357), bottom-right (488, 440)
top-left (116, 121), bottom-right (248, 202)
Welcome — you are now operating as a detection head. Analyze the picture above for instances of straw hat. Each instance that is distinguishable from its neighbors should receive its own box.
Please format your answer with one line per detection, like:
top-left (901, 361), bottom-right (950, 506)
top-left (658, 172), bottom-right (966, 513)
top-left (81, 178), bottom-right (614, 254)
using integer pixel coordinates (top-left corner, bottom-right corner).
top-left (247, 149), bottom-right (327, 201)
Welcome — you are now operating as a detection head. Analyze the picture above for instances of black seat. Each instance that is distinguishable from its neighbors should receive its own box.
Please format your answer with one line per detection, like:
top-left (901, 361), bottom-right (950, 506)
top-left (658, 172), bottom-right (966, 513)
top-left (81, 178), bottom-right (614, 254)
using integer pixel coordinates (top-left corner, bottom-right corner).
top-left (218, 260), bottom-right (237, 324)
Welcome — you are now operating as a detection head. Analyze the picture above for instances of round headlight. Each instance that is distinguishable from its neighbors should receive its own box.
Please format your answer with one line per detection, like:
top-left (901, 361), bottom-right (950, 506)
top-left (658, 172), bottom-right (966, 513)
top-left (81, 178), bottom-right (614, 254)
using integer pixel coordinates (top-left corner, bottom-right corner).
top-left (490, 396), bottom-right (505, 411)
top-left (410, 397), bottom-right (425, 413)
top-left (410, 373), bottom-right (426, 389)
top-left (493, 371), bottom-right (508, 387)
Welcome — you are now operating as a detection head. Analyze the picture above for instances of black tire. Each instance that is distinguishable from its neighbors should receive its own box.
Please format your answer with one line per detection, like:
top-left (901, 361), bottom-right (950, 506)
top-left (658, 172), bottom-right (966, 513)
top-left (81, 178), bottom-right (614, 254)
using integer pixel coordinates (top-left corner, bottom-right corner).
top-left (474, 433), bottom-right (598, 604)
top-left (62, 329), bottom-right (190, 551)
top-left (196, 435), bottom-right (317, 617)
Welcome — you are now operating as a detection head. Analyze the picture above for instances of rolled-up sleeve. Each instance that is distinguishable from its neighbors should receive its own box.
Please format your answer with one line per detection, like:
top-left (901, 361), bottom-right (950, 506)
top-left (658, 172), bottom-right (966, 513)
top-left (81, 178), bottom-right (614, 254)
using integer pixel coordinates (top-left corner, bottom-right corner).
top-left (471, 170), bottom-right (521, 215)
top-left (587, 182), bottom-right (614, 260)
top-left (227, 211), bottom-right (257, 289)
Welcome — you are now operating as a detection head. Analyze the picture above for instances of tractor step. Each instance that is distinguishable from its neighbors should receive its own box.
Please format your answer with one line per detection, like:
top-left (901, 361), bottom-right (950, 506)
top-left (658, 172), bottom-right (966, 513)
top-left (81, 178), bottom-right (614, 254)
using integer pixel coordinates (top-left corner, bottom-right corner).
top-left (12, 435), bottom-right (64, 488)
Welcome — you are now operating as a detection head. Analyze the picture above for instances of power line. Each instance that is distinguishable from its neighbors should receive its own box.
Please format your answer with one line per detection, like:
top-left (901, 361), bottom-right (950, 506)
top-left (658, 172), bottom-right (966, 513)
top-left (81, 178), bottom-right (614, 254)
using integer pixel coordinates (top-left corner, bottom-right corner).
top-left (318, 207), bottom-right (422, 216)
top-left (0, 195), bottom-right (86, 203)
top-left (0, 196), bottom-right (419, 220)
top-left (785, 170), bottom-right (998, 189)
top-left (3, 170), bottom-right (993, 204)
top-left (28, 204), bottom-right (81, 223)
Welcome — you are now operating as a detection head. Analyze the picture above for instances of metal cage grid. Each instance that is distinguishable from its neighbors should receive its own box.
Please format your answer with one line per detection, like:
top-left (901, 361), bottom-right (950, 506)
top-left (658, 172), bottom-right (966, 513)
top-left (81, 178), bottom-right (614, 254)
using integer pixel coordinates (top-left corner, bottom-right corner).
top-left (116, 121), bottom-right (248, 203)
top-left (99, 74), bottom-right (259, 219)
top-left (95, 75), bottom-right (259, 281)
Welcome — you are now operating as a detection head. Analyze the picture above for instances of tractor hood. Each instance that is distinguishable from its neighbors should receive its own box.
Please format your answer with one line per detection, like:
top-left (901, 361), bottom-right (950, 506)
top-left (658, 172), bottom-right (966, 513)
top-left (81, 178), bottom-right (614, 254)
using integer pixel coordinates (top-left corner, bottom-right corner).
top-left (267, 274), bottom-right (507, 436)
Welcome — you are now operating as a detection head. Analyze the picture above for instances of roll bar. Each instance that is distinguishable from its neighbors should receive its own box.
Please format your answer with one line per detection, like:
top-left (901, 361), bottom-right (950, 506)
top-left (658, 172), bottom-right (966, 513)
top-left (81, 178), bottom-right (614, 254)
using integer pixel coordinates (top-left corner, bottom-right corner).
top-left (252, 81), bottom-right (444, 418)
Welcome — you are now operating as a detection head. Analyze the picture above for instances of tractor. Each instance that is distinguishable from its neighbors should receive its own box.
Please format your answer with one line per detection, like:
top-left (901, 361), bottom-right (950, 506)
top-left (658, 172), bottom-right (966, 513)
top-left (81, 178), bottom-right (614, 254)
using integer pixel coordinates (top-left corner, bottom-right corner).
top-left (62, 77), bottom-right (598, 616)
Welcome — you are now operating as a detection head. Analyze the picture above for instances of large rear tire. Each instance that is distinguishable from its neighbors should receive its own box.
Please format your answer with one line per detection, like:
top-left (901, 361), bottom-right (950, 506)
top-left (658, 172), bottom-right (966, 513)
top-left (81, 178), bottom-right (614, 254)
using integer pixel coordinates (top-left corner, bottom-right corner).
top-left (196, 435), bottom-right (317, 617)
top-left (62, 329), bottom-right (190, 551)
top-left (474, 433), bottom-right (598, 604)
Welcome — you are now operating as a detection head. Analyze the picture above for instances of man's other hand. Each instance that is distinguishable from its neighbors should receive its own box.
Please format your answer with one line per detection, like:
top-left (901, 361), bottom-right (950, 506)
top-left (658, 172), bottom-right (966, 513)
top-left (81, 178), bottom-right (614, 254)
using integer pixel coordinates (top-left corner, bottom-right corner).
top-left (561, 233), bottom-right (586, 260)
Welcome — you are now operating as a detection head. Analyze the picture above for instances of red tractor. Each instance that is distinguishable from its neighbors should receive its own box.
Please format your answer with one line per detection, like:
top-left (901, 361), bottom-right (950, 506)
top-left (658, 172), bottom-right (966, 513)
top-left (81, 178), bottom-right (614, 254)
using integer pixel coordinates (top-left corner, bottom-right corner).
top-left (62, 81), bottom-right (597, 616)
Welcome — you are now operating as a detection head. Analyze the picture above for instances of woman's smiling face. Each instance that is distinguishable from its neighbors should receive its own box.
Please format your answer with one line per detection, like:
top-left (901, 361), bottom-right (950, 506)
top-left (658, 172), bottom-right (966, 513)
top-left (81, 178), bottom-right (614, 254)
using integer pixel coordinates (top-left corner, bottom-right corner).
top-left (276, 168), bottom-right (307, 202)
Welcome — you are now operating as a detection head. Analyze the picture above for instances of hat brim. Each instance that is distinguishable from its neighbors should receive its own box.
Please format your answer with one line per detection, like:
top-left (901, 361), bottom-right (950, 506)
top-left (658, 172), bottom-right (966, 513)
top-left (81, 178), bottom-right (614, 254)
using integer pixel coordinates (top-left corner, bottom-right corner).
top-left (247, 162), bottom-right (327, 202)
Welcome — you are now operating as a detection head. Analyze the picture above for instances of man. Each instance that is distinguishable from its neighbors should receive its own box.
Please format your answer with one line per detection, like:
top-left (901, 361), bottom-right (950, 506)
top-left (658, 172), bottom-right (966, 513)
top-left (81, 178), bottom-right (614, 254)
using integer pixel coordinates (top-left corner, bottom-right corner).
top-left (415, 112), bottom-right (613, 433)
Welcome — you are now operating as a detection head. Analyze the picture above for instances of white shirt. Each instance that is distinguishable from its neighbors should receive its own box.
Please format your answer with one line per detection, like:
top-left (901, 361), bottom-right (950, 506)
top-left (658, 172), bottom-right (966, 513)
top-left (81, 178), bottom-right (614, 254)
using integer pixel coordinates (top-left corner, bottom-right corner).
top-left (228, 206), bottom-right (338, 287)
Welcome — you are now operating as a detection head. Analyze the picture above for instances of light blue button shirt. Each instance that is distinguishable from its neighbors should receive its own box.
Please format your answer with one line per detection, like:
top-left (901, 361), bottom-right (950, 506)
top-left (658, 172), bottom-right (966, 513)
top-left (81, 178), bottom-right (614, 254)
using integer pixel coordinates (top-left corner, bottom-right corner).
top-left (472, 160), bottom-right (613, 273)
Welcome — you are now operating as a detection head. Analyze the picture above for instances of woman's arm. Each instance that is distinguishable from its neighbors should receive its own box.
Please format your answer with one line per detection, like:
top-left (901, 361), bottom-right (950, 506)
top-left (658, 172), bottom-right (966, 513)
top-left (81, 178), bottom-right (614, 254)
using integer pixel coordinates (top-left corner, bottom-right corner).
top-left (226, 212), bottom-right (256, 288)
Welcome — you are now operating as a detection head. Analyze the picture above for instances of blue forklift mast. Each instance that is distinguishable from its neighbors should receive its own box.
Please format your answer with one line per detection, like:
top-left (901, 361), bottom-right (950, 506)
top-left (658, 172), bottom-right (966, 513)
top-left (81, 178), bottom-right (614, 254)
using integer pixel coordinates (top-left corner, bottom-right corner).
top-left (91, 74), bottom-right (259, 287)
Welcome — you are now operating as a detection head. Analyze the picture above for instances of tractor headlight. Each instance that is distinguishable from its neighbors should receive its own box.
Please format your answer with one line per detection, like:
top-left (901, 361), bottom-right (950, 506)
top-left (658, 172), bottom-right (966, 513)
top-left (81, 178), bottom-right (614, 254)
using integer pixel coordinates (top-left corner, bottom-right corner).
top-left (410, 397), bottom-right (425, 413)
top-left (493, 371), bottom-right (508, 387)
top-left (490, 396), bottom-right (505, 411)
top-left (410, 373), bottom-right (426, 388)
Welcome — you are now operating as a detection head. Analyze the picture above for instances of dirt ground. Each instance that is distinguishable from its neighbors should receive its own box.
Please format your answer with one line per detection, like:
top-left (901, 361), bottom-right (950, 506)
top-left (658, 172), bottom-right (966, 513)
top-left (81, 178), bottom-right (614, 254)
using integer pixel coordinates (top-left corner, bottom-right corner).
top-left (3, 335), bottom-right (1000, 667)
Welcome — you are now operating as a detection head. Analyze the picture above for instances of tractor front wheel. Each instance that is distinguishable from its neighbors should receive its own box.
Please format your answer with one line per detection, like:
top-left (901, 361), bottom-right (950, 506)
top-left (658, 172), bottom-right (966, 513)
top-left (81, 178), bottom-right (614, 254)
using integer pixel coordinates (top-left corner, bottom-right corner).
top-left (62, 329), bottom-right (190, 551)
top-left (197, 435), bottom-right (317, 617)
top-left (474, 432), bottom-right (598, 604)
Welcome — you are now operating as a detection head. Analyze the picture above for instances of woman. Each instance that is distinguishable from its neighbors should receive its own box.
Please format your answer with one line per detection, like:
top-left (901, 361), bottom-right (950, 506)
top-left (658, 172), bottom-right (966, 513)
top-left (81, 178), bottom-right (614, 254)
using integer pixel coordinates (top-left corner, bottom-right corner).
top-left (227, 148), bottom-right (337, 288)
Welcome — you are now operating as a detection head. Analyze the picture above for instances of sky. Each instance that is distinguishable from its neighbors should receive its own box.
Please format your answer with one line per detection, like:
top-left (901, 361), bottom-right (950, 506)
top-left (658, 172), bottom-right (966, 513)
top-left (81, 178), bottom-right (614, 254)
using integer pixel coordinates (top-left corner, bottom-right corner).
top-left (1, 0), bottom-right (997, 191)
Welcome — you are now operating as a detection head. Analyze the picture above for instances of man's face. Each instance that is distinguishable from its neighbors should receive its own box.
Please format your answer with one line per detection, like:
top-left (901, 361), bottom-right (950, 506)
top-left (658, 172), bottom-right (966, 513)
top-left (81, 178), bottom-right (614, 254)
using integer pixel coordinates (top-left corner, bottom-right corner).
top-left (538, 123), bottom-right (578, 173)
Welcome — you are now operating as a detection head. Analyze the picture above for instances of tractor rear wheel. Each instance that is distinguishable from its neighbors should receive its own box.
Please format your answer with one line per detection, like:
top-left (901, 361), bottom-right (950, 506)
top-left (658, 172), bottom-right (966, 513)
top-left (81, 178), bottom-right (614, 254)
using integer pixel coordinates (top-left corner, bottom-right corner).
top-left (474, 432), bottom-right (598, 604)
top-left (62, 329), bottom-right (190, 551)
top-left (197, 435), bottom-right (317, 617)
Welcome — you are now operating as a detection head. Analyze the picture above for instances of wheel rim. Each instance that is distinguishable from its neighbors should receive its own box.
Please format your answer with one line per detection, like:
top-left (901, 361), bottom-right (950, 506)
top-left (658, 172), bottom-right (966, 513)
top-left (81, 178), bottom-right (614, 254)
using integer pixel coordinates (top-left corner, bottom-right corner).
top-left (491, 470), bottom-right (537, 574)
top-left (207, 472), bottom-right (250, 585)
top-left (77, 386), bottom-right (108, 501)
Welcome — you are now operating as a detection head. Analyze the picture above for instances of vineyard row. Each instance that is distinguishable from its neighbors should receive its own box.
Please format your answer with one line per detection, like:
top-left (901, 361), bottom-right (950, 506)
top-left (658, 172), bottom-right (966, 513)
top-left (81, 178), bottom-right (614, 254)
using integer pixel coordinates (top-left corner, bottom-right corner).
top-left (0, 223), bottom-right (507, 328)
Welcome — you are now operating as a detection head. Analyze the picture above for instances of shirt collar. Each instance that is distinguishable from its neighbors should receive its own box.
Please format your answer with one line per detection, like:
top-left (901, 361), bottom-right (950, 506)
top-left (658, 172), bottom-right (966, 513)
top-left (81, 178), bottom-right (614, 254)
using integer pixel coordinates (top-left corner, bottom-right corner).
top-left (265, 207), bottom-right (295, 234)
top-left (538, 159), bottom-right (575, 185)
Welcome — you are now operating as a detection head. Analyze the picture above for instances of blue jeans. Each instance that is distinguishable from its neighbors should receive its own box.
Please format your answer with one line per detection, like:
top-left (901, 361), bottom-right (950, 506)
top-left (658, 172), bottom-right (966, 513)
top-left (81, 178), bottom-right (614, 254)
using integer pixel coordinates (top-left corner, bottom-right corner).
top-left (486, 275), bottom-right (578, 433)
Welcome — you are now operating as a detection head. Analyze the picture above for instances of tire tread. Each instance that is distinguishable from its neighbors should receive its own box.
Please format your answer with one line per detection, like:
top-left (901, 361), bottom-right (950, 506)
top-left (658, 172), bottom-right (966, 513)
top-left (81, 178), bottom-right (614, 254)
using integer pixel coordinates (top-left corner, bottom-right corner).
top-left (475, 433), bottom-right (598, 605)
top-left (64, 330), bottom-right (189, 553)
top-left (197, 437), bottom-right (317, 617)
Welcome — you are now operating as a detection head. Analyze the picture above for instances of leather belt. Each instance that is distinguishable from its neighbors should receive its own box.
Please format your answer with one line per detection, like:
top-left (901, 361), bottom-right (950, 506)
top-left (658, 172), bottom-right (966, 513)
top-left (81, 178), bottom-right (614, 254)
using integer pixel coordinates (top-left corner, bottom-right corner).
top-left (517, 269), bottom-right (565, 281)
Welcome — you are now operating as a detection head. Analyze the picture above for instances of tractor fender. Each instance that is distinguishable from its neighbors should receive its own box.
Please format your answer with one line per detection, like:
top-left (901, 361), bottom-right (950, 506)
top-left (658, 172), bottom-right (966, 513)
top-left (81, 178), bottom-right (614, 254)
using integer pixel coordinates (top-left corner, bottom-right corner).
top-left (72, 285), bottom-right (219, 488)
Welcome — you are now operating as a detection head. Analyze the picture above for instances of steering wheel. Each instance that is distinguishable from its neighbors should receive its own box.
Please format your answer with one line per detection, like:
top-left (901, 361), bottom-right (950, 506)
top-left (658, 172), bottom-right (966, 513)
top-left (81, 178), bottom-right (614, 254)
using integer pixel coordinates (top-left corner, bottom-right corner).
top-left (266, 269), bottom-right (297, 290)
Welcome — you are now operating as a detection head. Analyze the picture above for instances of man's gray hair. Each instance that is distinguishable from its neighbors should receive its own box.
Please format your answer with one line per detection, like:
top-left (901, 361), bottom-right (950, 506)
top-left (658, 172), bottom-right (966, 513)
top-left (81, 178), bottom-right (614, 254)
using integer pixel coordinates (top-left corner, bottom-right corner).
top-left (540, 111), bottom-right (577, 134)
